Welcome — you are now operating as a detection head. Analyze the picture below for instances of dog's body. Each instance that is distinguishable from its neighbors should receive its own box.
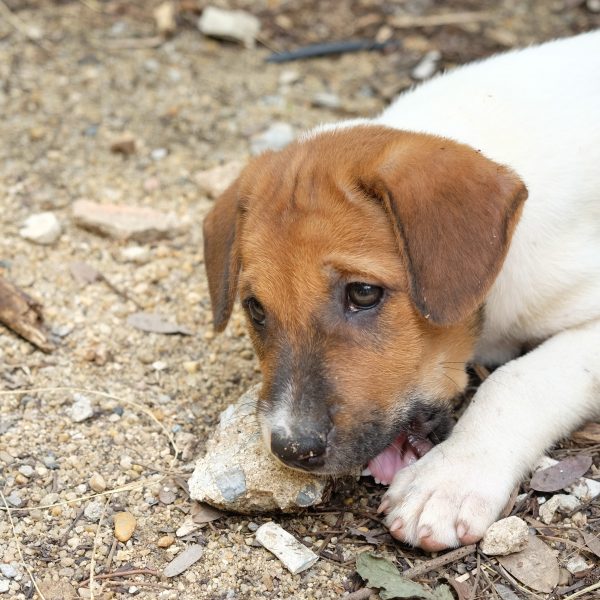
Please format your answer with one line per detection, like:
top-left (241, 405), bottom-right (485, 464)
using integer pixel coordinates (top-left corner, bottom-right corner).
top-left (204, 31), bottom-right (600, 551)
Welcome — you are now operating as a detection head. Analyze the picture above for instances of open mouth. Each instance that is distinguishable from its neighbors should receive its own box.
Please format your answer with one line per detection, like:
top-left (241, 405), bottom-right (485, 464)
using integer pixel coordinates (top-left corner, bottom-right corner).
top-left (361, 407), bottom-right (453, 485)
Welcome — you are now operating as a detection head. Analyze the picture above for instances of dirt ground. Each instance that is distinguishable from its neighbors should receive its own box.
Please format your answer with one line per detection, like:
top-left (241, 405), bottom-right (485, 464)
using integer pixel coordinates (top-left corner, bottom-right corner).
top-left (0, 1), bottom-right (599, 599)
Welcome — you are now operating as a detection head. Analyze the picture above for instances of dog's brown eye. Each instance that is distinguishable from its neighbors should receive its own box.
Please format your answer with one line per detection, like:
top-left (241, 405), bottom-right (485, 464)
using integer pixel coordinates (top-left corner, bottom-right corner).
top-left (346, 283), bottom-right (384, 310)
top-left (245, 297), bottom-right (266, 326)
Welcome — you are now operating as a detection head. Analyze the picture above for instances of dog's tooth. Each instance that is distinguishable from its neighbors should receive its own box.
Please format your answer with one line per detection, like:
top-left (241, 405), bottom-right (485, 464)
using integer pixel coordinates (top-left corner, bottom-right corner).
top-left (374, 477), bottom-right (380, 484)
top-left (361, 467), bottom-right (372, 477)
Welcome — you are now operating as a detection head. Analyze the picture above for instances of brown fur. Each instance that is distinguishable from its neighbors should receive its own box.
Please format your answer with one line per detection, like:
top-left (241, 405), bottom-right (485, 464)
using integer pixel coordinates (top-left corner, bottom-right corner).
top-left (203, 126), bottom-right (527, 473)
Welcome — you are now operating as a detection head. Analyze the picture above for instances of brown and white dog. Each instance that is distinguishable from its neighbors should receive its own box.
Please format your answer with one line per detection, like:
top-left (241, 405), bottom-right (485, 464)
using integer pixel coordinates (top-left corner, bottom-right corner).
top-left (203, 32), bottom-right (600, 550)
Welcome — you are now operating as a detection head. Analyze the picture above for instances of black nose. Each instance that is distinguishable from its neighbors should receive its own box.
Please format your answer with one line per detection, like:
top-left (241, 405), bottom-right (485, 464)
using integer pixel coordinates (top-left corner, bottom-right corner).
top-left (270, 429), bottom-right (327, 470)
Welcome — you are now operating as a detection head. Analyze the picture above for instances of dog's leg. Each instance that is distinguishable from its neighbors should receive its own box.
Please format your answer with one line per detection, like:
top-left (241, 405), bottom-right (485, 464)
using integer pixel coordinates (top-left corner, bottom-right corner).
top-left (382, 319), bottom-right (600, 551)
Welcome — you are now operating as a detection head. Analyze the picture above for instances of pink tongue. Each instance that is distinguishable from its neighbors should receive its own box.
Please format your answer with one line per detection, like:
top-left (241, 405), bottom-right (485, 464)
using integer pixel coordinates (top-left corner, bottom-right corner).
top-left (367, 433), bottom-right (433, 485)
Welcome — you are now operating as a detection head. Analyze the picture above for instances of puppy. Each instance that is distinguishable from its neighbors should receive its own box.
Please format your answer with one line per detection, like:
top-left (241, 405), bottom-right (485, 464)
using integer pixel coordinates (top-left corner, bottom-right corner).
top-left (203, 31), bottom-right (600, 550)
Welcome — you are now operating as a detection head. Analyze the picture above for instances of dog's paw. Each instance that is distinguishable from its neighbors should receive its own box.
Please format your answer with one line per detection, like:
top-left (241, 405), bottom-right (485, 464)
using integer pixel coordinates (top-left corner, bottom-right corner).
top-left (380, 442), bottom-right (514, 551)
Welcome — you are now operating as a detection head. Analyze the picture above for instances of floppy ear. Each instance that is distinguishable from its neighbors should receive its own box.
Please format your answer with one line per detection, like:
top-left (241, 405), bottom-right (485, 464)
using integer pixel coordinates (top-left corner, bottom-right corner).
top-left (203, 180), bottom-right (241, 332)
top-left (365, 140), bottom-right (527, 325)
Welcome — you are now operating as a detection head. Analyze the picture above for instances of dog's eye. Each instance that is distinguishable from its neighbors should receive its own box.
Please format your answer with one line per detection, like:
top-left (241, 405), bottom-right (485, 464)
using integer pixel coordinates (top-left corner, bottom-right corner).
top-left (245, 297), bottom-right (266, 326)
top-left (346, 283), bottom-right (384, 310)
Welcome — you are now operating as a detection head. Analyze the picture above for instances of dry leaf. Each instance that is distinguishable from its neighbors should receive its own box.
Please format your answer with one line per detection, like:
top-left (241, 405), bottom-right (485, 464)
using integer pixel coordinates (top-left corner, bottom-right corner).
top-left (191, 502), bottom-right (223, 524)
top-left (494, 583), bottom-right (520, 600)
top-left (582, 531), bottom-right (600, 559)
top-left (497, 535), bottom-right (559, 593)
top-left (444, 577), bottom-right (472, 600)
top-left (356, 553), bottom-right (453, 600)
top-left (571, 422), bottom-right (600, 444)
top-left (163, 543), bottom-right (204, 577)
top-left (349, 527), bottom-right (388, 545)
top-left (127, 311), bottom-right (192, 335)
top-left (530, 455), bottom-right (593, 492)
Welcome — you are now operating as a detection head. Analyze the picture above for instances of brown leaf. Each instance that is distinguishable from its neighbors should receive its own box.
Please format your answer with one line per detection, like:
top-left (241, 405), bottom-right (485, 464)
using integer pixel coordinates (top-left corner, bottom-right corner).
top-left (126, 311), bottom-right (192, 335)
top-left (0, 276), bottom-right (53, 352)
top-left (443, 577), bottom-right (472, 600)
top-left (571, 422), bottom-right (600, 445)
top-left (582, 531), bottom-right (600, 559)
top-left (69, 261), bottom-right (102, 285)
top-left (191, 501), bottom-right (223, 524)
top-left (530, 455), bottom-right (593, 492)
top-left (498, 535), bottom-right (559, 593)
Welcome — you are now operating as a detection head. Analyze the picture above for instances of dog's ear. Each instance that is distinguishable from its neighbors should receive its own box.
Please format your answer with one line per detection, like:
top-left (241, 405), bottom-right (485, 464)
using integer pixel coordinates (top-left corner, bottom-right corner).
top-left (366, 141), bottom-right (527, 325)
top-left (203, 180), bottom-right (242, 332)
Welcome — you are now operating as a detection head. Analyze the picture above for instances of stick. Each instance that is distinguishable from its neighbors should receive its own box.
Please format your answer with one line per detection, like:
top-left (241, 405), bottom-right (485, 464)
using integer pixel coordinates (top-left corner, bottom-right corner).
top-left (389, 11), bottom-right (493, 28)
top-left (342, 588), bottom-right (375, 600)
top-left (563, 581), bottom-right (600, 600)
top-left (80, 568), bottom-right (161, 587)
top-left (402, 544), bottom-right (477, 579)
top-left (0, 276), bottom-right (53, 352)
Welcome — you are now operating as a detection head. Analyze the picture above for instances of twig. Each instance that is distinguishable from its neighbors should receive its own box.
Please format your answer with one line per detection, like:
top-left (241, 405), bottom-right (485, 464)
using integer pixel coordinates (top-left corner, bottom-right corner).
top-left (80, 568), bottom-right (161, 587)
top-left (105, 537), bottom-right (118, 573)
top-left (469, 551), bottom-right (481, 600)
top-left (0, 491), bottom-right (47, 600)
top-left (59, 507), bottom-right (85, 544)
top-left (342, 588), bottom-right (375, 600)
top-left (389, 11), bottom-right (494, 28)
top-left (562, 581), bottom-right (600, 600)
top-left (317, 512), bottom-right (345, 555)
top-left (402, 544), bottom-right (477, 579)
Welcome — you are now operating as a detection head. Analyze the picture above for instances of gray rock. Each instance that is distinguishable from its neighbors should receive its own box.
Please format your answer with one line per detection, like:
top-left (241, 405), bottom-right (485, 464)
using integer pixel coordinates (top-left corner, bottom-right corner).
top-left (198, 6), bottom-right (260, 49)
top-left (251, 123), bottom-right (295, 155)
top-left (18, 465), bottom-right (34, 478)
top-left (411, 50), bottom-right (442, 81)
top-left (84, 500), bottom-right (104, 522)
top-left (188, 385), bottom-right (330, 513)
top-left (19, 212), bottom-right (62, 245)
top-left (5, 492), bottom-right (23, 508)
top-left (0, 565), bottom-right (17, 579)
top-left (0, 579), bottom-right (9, 594)
top-left (72, 200), bottom-right (186, 242)
top-left (480, 516), bottom-right (529, 556)
top-left (69, 393), bottom-right (94, 423)
top-left (255, 522), bottom-right (318, 574)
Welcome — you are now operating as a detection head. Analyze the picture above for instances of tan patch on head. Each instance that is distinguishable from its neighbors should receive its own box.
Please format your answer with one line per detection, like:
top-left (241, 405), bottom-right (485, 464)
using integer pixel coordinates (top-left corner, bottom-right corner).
top-left (203, 125), bottom-right (526, 472)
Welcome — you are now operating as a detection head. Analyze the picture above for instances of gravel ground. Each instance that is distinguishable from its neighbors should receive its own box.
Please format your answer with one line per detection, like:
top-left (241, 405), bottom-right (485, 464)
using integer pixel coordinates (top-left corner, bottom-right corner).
top-left (0, 1), bottom-right (599, 599)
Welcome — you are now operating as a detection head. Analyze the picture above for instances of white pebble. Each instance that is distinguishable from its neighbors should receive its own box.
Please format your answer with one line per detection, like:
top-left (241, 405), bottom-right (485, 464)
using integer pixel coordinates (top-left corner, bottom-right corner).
top-left (19, 212), bottom-right (62, 245)
top-left (255, 522), bottom-right (318, 574)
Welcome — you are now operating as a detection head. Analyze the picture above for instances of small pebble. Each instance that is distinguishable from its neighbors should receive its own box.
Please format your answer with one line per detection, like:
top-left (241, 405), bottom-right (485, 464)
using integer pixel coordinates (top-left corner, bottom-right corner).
top-left (70, 393), bottom-right (94, 423)
top-left (157, 535), bottom-right (175, 548)
top-left (5, 492), bottom-right (23, 508)
top-left (19, 212), bottom-right (62, 245)
top-left (89, 473), bottom-right (106, 493)
top-left (18, 465), bottom-right (34, 478)
top-left (566, 555), bottom-right (590, 575)
top-left (311, 92), bottom-right (341, 110)
top-left (120, 246), bottom-right (151, 264)
top-left (151, 148), bottom-right (168, 161)
top-left (110, 134), bottom-right (136, 155)
top-left (411, 50), bottom-right (442, 80)
top-left (0, 580), bottom-right (9, 594)
top-left (247, 522), bottom-right (259, 532)
top-left (0, 565), bottom-right (17, 579)
top-left (114, 511), bottom-right (136, 542)
top-left (84, 500), bottom-right (104, 522)
top-left (198, 6), bottom-right (260, 49)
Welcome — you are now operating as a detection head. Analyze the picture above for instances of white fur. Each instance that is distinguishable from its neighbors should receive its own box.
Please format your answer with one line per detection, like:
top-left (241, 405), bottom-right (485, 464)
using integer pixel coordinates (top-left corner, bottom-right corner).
top-left (329, 32), bottom-right (600, 548)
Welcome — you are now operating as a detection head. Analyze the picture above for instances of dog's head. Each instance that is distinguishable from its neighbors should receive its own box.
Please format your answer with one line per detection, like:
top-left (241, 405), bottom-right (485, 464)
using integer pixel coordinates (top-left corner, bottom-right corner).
top-left (203, 126), bottom-right (526, 479)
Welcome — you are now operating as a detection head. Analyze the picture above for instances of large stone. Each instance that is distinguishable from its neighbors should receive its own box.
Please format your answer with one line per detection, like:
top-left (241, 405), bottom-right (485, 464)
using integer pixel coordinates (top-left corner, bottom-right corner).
top-left (188, 385), bottom-right (330, 513)
top-left (72, 200), bottom-right (186, 242)
top-left (480, 516), bottom-right (529, 556)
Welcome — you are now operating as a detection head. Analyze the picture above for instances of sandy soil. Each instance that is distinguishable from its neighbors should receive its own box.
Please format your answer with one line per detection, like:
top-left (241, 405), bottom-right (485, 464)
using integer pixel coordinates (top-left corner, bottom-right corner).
top-left (0, 1), bottom-right (598, 599)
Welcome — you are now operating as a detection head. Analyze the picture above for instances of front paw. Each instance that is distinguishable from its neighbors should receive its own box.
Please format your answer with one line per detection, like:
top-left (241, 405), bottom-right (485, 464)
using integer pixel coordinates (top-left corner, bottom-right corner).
top-left (380, 443), bottom-right (514, 551)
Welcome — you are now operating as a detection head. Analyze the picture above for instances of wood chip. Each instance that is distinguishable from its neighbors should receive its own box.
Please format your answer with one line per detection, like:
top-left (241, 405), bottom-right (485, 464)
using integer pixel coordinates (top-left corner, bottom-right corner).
top-left (530, 455), bottom-right (593, 492)
top-left (497, 535), bottom-right (559, 593)
top-left (0, 275), bottom-right (53, 352)
top-left (163, 544), bottom-right (204, 577)
top-left (571, 422), bottom-right (600, 444)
